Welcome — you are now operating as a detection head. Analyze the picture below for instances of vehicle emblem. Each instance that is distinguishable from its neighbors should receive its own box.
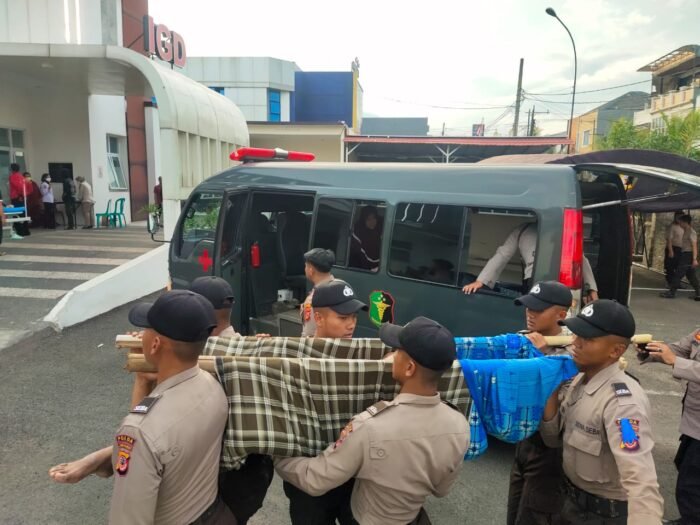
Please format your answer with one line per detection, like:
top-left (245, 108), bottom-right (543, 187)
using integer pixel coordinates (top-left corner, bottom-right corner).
top-left (198, 249), bottom-right (213, 273)
top-left (369, 290), bottom-right (395, 327)
top-left (581, 305), bottom-right (594, 317)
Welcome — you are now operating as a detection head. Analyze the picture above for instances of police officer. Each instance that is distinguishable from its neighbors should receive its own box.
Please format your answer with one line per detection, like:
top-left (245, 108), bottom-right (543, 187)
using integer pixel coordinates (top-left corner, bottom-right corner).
top-left (275, 316), bottom-right (469, 525)
top-left (638, 333), bottom-right (700, 525)
top-left (508, 281), bottom-right (574, 525)
top-left (661, 214), bottom-right (700, 300)
top-left (301, 248), bottom-right (336, 337)
top-left (462, 222), bottom-right (598, 302)
top-left (541, 299), bottom-right (664, 525)
top-left (109, 290), bottom-right (233, 524)
top-left (190, 276), bottom-right (238, 337)
top-left (283, 278), bottom-right (368, 525)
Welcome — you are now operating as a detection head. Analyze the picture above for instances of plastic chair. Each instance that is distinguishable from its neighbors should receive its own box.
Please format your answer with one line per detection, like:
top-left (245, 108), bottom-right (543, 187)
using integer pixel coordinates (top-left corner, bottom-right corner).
top-left (95, 199), bottom-right (112, 229)
top-left (110, 198), bottom-right (127, 228)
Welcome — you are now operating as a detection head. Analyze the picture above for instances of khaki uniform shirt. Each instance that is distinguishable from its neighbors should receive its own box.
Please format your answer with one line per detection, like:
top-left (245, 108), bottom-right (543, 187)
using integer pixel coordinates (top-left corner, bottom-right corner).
top-left (300, 274), bottom-right (334, 337)
top-left (275, 393), bottom-right (469, 525)
top-left (477, 224), bottom-right (597, 292)
top-left (667, 223), bottom-right (684, 248)
top-left (540, 362), bottom-right (663, 525)
top-left (109, 367), bottom-right (228, 525)
top-left (77, 181), bottom-right (95, 204)
top-left (681, 227), bottom-right (697, 253)
top-left (218, 325), bottom-right (237, 337)
top-left (669, 330), bottom-right (700, 441)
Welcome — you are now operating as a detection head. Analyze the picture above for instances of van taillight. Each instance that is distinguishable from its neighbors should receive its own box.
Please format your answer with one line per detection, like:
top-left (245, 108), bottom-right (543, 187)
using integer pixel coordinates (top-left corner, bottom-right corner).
top-left (250, 242), bottom-right (261, 268)
top-left (559, 209), bottom-right (583, 289)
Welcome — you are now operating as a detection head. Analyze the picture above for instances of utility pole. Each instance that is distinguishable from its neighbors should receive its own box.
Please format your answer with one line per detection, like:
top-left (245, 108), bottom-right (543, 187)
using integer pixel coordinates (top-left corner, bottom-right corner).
top-left (441, 122), bottom-right (446, 137)
top-left (512, 58), bottom-right (524, 137)
top-left (525, 108), bottom-right (532, 136)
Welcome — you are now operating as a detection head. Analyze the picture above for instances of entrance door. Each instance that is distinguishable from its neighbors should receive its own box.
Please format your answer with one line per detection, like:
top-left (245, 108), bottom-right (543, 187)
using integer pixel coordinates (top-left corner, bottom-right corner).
top-left (0, 128), bottom-right (27, 200)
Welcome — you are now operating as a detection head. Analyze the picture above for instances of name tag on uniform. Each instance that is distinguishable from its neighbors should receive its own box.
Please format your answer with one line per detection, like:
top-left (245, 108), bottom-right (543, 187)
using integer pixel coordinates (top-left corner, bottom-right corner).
top-left (131, 395), bottom-right (160, 414)
top-left (612, 383), bottom-right (631, 398)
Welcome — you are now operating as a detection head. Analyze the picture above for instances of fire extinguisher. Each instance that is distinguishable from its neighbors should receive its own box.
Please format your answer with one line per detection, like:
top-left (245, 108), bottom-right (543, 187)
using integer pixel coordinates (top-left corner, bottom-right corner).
top-left (250, 242), bottom-right (261, 268)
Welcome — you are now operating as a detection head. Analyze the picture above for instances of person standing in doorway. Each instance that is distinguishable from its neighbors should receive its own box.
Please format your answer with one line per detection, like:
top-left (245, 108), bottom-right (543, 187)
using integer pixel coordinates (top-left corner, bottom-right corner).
top-left (661, 214), bottom-right (700, 300)
top-left (300, 248), bottom-right (336, 337)
top-left (8, 163), bottom-right (29, 237)
top-left (62, 172), bottom-right (77, 230)
top-left (40, 173), bottom-right (56, 229)
top-left (75, 176), bottom-right (95, 229)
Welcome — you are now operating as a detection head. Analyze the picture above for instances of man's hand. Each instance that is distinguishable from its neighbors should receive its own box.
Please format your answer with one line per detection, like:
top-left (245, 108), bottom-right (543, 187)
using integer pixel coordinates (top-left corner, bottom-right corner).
top-left (462, 281), bottom-right (484, 295)
top-left (543, 386), bottom-right (562, 422)
top-left (525, 332), bottom-right (547, 350)
top-left (693, 260), bottom-right (699, 268)
top-left (645, 341), bottom-right (676, 366)
top-left (583, 290), bottom-right (599, 305)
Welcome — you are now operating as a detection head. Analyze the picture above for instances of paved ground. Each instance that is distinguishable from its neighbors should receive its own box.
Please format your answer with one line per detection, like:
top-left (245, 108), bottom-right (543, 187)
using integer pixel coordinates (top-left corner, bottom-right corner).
top-left (0, 224), bottom-right (158, 350)
top-left (0, 266), bottom-right (696, 524)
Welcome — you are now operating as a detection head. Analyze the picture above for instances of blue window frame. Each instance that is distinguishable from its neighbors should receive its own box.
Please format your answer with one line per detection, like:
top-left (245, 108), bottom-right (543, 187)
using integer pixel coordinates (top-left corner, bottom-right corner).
top-left (268, 89), bottom-right (281, 122)
top-left (210, 86), bottom-right (225, 95)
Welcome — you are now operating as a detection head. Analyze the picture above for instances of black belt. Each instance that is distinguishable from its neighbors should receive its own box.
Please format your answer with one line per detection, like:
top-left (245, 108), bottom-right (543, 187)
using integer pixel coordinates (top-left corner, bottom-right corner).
top-left (189, 496), bottom-right (222, 525)
top-left (564, 478), bottom-right (627, 519)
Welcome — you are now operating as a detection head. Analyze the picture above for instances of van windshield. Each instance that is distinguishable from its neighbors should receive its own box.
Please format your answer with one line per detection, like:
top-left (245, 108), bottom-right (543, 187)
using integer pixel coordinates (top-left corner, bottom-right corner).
top-left (177, 192), bottom-right (222, 258)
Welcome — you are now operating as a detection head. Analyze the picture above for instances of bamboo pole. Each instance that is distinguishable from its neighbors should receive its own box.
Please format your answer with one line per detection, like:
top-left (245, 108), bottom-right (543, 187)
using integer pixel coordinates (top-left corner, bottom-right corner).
top-left (543, 334), bottom-right (652, 347)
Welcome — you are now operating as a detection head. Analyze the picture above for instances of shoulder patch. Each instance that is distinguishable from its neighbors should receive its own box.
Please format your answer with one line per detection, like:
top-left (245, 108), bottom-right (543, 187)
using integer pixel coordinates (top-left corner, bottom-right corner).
top-left (366, 400), bottom-right (391, 417)
top-left (612, 382), bottom-right (632, 398)
top-left (130, 395), bottom-right (160, 414)
top-left (617, 418), bottom-right (640, 452)
top-left (115, 434), bottom-right (136, 476)
top-left (333, 421), bottom-right (354, 450)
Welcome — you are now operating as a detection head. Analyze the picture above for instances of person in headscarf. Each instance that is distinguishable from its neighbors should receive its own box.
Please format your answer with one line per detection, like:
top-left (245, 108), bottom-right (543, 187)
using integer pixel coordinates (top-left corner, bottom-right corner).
top-left (349, 205), bottom-right (382, 272)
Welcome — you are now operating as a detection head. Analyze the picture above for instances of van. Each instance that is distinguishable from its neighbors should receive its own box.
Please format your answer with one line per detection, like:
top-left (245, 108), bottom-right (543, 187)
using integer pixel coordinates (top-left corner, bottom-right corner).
top-left (164, 148), bottom-right (697, 337)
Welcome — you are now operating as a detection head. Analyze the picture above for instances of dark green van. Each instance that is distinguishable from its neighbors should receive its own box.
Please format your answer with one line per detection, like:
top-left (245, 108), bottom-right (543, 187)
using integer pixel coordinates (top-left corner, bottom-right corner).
top-left (166, 152), bottom-right (700, 338)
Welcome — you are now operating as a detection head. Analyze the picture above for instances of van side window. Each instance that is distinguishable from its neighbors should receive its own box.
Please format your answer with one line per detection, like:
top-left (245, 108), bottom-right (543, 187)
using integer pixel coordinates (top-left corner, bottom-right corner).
top-left (220, 193), bottom-right (248, 258)
top-left (177, 192), bottom-right (222, 258)
top-left (389, 203), bottom-right (465, 286)
top-left (313, 199), bottom-right (386, 271)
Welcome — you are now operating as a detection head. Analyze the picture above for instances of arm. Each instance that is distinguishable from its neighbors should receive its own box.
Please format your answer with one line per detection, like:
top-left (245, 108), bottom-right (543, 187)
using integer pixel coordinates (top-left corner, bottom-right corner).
top-left (274, 420), bottom-right (366, 496)
top-left (468, 227), bottom-right (521, 291)
top-left (604, 400), bottom-right (664, 524)
top-left (108, 426), bottom-right (162, 525)
top-left (539, 387), bottom-right (563, 448)
top-left (433, 458), bottom-right (463, 498)
top-left (646, 336), bottom-right (700, 384)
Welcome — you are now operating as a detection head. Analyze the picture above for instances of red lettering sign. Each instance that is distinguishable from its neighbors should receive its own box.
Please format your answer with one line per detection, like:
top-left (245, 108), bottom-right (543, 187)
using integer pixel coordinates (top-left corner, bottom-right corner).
top-left (142, 16), bottom-right (186, 68)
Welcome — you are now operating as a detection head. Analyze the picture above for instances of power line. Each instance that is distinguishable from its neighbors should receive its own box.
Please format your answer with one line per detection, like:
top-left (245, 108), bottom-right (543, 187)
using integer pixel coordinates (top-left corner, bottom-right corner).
top-left (371, 95), bottom-right (513, 110)
top-left (525, 79), bottom-right (650, 96)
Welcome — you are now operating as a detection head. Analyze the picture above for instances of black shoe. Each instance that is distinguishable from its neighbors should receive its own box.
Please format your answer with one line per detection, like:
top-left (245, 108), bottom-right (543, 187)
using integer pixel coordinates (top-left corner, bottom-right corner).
top-left (660, 291), bottom-right (676, 298)
top-left (662, 519), bottom-right (682, 525)
top-left (82, 225), bottom-right (93, 229)
top-left (694, 295), bottom-right (700, 301)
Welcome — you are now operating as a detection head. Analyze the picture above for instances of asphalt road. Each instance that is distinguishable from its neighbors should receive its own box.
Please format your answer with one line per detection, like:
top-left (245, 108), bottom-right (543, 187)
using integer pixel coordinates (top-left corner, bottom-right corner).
top-left (0, 267), bottom-right (696, 524)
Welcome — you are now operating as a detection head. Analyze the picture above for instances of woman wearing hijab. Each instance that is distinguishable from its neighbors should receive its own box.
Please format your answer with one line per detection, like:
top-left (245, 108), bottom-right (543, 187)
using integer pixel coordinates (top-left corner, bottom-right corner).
top-left (40, 173), bottom-right (56, 229)
top-left (349, 205), bottom-right (382, 271)
top-left (23, 172), bottom-right (43, 229)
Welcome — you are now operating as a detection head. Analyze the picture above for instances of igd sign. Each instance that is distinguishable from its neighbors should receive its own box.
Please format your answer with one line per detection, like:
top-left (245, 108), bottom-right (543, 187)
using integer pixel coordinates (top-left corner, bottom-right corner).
top-left (143, 15), bottom-right (187, 68)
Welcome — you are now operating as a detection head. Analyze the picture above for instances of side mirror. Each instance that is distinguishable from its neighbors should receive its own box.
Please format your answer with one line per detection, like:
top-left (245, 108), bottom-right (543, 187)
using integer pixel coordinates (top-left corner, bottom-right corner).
top-left (147, 213), bottom-right (160, 235)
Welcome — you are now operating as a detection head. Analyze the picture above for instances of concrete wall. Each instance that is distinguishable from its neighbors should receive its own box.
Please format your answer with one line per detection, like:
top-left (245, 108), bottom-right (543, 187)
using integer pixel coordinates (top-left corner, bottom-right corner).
top-left (224, 87), bottom-right (269, 122)
top-left (88, 95), bottom-right (131, 222)
top-left (0, 0), bottom-right (112, 45)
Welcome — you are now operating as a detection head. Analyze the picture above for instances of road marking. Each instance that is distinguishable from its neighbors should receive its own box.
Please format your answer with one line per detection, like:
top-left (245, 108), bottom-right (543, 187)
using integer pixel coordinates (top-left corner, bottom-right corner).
top-left (631, 287), bottom-right (695, 292)
top-left (0, 255), bottom-right (130, 265)
top-left (0, 269), bottom-right (101, 280)
top-left (0, 287), bottom-right (66, 299)
top-left (0, 329), bottom-right (31, 349)
top-left (1, 243), bottom-right (149, 254)
top-left (645, 389), bottom-right (684, 398)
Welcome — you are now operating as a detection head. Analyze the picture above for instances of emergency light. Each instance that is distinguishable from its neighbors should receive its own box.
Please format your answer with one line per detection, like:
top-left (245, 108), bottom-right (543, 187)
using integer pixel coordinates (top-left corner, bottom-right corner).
top-left (230, 147), bottom-right (315, 163)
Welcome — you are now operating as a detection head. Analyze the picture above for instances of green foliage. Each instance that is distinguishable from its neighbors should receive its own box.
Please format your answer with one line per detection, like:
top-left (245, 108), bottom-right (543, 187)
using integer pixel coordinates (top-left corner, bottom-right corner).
top-left (597, 112), bottom-right (700, 160)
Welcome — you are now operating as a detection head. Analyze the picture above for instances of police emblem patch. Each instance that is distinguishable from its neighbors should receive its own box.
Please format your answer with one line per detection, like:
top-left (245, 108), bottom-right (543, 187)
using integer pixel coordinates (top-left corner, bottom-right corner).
top-left (616, 418), bottom-right (640, 451)
top-left (581, 305), bottom-right (594, 317)
top-left (303, 302), bottom-right (312, 322)
top-left (343, 286), bottom-right (353, 297)
top-left (530, 284), bottom-right (541, 294)
top-left (369, 290), bottom-right (395, 327)
top-left (115, 434), bottom-right (136, 476)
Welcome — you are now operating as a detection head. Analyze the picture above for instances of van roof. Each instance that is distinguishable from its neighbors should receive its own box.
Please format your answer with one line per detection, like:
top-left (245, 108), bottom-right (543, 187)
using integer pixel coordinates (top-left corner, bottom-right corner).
top-left (201, 162), bottom-right (578, 200)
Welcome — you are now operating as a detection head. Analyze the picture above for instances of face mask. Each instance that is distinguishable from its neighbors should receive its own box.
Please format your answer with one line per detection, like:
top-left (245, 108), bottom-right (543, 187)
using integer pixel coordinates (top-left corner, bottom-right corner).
top-left (46, 178), bottom-right (51, 182)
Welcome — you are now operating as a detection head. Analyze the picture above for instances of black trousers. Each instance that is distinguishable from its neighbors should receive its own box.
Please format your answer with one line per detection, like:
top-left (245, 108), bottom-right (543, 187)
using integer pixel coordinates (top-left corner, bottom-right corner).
top-left (63, 199), bottom-right (76, 229)
top-left (665, 247), bottom-right (683, 286)
top-left (43, 202), bottom-right (56, 229)
top-left (507, 432), bottom-right (565, 525)
top-left (283, 479), bottom-right (355, 525)
top-left (11, 198), bottom-right (30, 236)
top-left (219, 455), bottom-right (274, 525)
top-left (675, 435), bottom-right (700, 525)
top-left (670, 252), bottom-right (700, 294)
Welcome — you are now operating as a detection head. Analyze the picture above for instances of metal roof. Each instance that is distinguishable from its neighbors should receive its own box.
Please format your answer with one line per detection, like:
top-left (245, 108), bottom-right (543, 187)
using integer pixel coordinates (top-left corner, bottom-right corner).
top-left (638, 45), bottom-right (700, 73)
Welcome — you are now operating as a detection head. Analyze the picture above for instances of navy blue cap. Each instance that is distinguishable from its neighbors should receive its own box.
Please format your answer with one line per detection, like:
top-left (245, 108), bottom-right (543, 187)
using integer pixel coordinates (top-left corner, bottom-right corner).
top-left (515, 281), bottom-right (573, 311)
top-left (560, 299), bottom-right (635, 339)
top-left (379, 316), bottom-right (456, 372)
top-left (128, 290), bottom-right (217, 342)
top-left (304, 248), bottom-right (335, 273)
top-left (189, 276), bottom-right (235, 310)
top-left (312, 279), bottom-right (368, 314)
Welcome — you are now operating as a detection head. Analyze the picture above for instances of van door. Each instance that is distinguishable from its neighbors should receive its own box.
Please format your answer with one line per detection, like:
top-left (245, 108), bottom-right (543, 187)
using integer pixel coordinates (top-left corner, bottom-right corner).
top-left (170, 191), bottom-right (225, 290)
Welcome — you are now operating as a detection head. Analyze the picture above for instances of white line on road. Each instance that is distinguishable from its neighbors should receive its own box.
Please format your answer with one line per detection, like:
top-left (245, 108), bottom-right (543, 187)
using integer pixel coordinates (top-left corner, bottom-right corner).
top-left (645, 389), bottom-right (684, 397)
top-left (0, 287), bottom-right (66, 299)
top-left (631, 287), bottom-right (695, 292)
top-left (0, 269), bottom-right (101, 280)
top-left (1, 243), bottom-right (149, 254)
top-left (0, 255), bottom-right (130, 265)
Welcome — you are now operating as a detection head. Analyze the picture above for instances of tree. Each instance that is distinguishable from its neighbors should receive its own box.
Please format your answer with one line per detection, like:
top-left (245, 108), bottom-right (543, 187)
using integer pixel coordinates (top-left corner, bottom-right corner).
top-left (597, 112), bottom-right (700, 159)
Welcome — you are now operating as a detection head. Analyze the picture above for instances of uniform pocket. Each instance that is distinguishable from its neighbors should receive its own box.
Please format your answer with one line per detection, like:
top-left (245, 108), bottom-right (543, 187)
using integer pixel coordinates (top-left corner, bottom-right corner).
top-left (567, 430), bottom-right (609, 482)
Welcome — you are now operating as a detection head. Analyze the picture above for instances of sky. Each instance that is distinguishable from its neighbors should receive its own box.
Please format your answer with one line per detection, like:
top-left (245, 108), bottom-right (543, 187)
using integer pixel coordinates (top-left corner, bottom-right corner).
top-left (150, 0), bottom-right (698, 136)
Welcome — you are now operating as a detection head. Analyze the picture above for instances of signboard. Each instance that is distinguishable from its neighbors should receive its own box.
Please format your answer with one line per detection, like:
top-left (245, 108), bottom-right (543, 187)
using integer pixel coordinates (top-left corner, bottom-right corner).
top-left (143, 16), bottom-right (186, 68)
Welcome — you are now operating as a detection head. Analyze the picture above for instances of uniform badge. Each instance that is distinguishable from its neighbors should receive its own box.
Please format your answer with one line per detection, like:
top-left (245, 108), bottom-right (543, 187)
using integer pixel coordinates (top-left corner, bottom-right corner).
top-left (530, 284), bottom-right (541, 295)
top-left (131, 395), bottom-right (160, 414)
top-left (616, 418), bottom-right (640, 451)
top-left (334, 421), bottom-right (353, 450)
top-left (581, 305), bottom-right (594, 317)
top-left (695, 332), bottom-right (700, 342)
top-left (612, 382), bottom-right (632, 397)
top-left (115, 434), bottom-right (136, 476)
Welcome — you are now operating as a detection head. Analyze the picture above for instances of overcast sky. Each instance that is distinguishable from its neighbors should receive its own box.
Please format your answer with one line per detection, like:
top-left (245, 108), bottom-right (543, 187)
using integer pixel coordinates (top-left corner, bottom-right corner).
top-left (150, 0), bottom-right (697, 136)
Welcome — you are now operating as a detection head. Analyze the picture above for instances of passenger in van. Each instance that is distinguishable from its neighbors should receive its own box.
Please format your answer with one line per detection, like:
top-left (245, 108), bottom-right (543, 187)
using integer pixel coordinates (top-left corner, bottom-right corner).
top-left (427, 258), bottom-right (455, 284)
top-left (301, 248), bottom-right (336, 337)
top-left (284, 279), bottom-right (368, 525)
top-left (349, 205), bottom-right (382, 272)
top-left (508, 281), bottom-right (573, 525)
top-left (461, 222), bottom-right (599, 303)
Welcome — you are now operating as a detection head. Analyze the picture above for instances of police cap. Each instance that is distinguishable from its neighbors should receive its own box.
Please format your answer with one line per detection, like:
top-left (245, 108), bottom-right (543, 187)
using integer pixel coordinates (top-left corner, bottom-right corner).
top-left (514, 281), bottom-right (573, 311)
top-left (311, 279), bottom-right (368, 314)
top-left (560, 299), bottom-right (635, 339)
top-left (379, 316), bottom-right (456, 372)
top-left (128, 290), bottom-right (217, 342)
top-left (304, 248), bottom-right (335, 273)
top-left (189, 276), bottom-right (235, 310)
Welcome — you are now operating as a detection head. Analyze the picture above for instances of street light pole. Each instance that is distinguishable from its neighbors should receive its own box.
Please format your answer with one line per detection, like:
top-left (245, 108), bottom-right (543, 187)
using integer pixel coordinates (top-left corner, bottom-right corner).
top-left (546, 7), bottom-right (577, 152)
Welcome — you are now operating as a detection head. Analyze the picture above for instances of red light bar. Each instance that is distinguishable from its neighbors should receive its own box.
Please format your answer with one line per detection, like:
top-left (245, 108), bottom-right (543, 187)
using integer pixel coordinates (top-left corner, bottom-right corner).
top-left (229, 147), bottom-right (315, 163)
